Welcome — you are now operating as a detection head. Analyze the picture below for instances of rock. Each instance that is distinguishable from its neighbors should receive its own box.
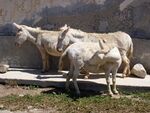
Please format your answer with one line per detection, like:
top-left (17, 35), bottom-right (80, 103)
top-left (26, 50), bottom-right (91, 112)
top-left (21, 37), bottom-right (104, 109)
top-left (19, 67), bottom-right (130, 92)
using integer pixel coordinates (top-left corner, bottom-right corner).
top-left (0, 64), bottom-right (9, 73)
top-left (19, 94), bottom-right (24, 97)
top-left (27, 106), bottom-right (33, 110)
top-left (0, 104), bottom-right (4, 109)
top-left (131, 64), bottom-right (147, 78)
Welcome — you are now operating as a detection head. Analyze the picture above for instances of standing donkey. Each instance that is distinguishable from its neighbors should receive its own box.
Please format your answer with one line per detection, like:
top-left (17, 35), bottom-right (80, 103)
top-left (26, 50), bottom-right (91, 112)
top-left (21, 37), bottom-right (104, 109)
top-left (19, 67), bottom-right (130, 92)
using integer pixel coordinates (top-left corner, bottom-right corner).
top-left (13, 23), bottom-right (61, 72)
top-left (59, 39), bottom-right (122, 96)
top-left (57, 24), bottom-right (133, 77)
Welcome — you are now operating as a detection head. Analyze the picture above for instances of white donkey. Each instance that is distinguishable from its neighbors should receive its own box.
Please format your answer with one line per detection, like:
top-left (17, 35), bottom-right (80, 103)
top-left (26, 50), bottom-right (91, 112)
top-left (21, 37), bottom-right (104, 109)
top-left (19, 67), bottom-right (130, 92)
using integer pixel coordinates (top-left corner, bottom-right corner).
top-left (13, 23), bottom-right (61, 72)
top-left (59, 40), bottom-right (122, 96)
top-left (57, 24), bottom-right (133, 77)
top-left (13, 23), bottom-right (92, 77)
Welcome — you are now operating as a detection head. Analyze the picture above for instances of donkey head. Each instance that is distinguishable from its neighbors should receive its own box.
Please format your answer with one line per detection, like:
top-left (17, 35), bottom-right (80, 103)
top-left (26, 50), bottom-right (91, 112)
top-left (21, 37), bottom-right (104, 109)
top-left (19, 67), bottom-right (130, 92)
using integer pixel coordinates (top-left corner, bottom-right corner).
top-left (13, 23), bottom-right (31, 47)
top-left (57, 24), bottom-right (71, 52)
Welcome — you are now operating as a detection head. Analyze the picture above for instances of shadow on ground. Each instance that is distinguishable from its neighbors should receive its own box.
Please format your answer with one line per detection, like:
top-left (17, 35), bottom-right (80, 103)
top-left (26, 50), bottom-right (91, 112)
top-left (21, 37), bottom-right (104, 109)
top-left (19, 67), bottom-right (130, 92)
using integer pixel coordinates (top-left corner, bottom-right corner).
top-left (41, 86), bottom-right (107, 99)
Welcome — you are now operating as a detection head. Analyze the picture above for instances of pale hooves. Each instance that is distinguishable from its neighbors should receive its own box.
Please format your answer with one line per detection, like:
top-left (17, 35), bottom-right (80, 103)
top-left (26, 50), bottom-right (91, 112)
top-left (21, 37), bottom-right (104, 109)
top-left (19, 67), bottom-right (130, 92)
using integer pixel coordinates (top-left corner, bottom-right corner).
top-left (0, 64), bottom-right (9, 73)
top-left (62, 73), bottom-right (68, 78)
top-left (113, 90), bottom-right (119, 95)
top-left (84, 75), bottom-right (89, 79)
top-left (108, 92), bottom-right (114, 97)
top-left (122, 74), bottom-right (126, 78)
top-left (108, 93), bottom-right (114, 97)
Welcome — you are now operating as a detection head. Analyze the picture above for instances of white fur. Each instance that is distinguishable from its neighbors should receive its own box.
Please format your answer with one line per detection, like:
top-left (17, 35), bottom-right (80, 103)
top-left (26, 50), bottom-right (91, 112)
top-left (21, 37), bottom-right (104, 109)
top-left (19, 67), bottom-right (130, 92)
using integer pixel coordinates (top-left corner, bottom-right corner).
top-left (57, 25), bottom-right (133, 77)
top-left (59, 41), bottom-right (122, 96)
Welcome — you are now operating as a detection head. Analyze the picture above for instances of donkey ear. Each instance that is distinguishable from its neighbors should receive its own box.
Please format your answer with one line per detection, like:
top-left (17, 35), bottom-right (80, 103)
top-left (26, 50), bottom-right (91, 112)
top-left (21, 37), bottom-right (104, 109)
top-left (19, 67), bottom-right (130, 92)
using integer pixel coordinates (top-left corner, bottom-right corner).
top-left (64, 24), bottom-right (67, 27)
top-left (60, 24), bottom-right (70, 31)
top-left (102, 39), bottom-right (107, 43)
top-left (99, 39), bottom-right (105, 49)
top-left (13, 23), bottom-right (21, 29)
top-left (67, 26), bottom-right (70, 29)
top-left (18, 27), bottom-right (23, 32)
top-left (60, 24), bottom-right (66, 31)
top-left (66, 26), bottom-right (70, 32)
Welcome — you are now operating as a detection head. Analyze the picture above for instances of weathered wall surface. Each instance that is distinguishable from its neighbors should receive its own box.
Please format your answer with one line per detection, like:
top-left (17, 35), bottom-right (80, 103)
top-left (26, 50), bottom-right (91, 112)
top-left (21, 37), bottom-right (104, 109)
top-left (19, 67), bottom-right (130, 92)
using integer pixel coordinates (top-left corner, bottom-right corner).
top-left (0, 36), bottom-right (150, 73)
top-left (0, 0), bottom-right (150, 38)
top-left (132, 39), bottom-right (150, 72)
top-left (0, 36), bottom-right (60, 70)
top-left (0, 36), bottom-right (42, 69)
top-left (0, 0), bottom-right (150, 72)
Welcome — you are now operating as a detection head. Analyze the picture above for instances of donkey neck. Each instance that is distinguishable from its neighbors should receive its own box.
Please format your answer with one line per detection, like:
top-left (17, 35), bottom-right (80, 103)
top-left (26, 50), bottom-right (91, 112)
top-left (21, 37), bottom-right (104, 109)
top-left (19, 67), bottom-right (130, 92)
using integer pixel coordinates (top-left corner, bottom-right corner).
top-left (27, 34), bottom-right (36, 44)
top-left (69, 28), bottom-right (98, 42)
top-left (26, 27), bottom-right (43, 44)
top-left (26, 28), bottom-right (40, 38)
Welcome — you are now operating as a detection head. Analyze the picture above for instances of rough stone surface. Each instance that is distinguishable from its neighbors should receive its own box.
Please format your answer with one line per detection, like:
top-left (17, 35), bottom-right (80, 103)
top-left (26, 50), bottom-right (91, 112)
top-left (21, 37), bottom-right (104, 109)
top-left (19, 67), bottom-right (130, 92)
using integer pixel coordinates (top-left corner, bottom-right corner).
top-left (0, 0), bottom-right (150, 38)
top-left (0, 69), bottom-right (150, 90)
top-left (0, 0), bottom-right (150, 72)
top-left (0, 36), bottom-right (42, 69)
top-left (131, 63), bottom-right (147, 78)
top-left (0, 37), bottom-right (150, 73)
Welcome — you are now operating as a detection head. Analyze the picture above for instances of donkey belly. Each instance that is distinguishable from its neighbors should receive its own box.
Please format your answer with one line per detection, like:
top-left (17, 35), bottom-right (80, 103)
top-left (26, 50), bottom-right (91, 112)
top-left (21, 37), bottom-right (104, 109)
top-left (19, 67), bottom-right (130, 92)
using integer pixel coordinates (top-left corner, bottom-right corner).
top-left (83, 64), bottom-right (104, 73)
top-left (45, 46), bottom-right (61, 57)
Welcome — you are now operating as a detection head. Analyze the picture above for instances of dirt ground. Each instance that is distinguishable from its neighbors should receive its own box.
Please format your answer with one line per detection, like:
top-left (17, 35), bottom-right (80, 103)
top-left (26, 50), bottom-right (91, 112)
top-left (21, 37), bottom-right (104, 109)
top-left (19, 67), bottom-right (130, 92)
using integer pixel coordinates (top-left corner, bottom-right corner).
top-left (0, 84), bottom-right (50, 98)
top-left (0, 84), bottom-right (57, 113)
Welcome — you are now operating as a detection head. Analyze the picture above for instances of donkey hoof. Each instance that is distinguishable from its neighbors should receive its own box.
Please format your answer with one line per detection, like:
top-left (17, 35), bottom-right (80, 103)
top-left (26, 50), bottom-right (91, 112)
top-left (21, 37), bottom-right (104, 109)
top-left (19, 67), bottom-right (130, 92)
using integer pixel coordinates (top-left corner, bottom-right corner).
top-left (84, 76), bottom-right (89, 79)
top-left (41, 69), bottom-right (49, 73)
top-left (113, 90), bottom-right (119, 95)
top-left (122, 74), bottom-right (126, 78)
top-left (65, 88), bottom-right (70, 93)
top-left (41, 70), bottom-right (45, 73)
top-left (108, 92), bottom-right (113, 97)
top-left (76, 92), bottom-right (81, 97)
top-left (63, 73), bottom-right (67, 78)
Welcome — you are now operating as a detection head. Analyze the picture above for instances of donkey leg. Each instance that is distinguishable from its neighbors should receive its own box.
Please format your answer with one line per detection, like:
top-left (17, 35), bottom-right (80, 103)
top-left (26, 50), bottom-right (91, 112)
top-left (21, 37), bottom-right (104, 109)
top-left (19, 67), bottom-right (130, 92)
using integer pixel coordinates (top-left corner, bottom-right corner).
top-left (112, 68), bottom-right (119, 95)
top-left (105, 69), bottom-right (113, 96)
top-left (80, 68), bottom-right (90, 79)
top-left (41, 52), bottom-right (49, 72)
top-left (37, 47), bottom-right (48, 72)
top-left (84, 72), bottom-right (90, 79)
top-left (66, 63), bottom-right (73, 92)
top-left (66, 74), bottom-right (72, 92)
top-left (45, 53), bottom-right (50, 71)
top-left (122, 55), bottom-right (130, 77)
top-left (73, 66), bottom-right (80, 96)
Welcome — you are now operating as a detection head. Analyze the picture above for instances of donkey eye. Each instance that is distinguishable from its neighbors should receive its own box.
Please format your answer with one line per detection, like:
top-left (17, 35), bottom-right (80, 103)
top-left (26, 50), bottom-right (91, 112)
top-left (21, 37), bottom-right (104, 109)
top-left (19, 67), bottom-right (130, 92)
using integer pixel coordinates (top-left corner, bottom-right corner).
top-left (18, 28), bottom-right (22, 32)
top-left (16, 33), bottom-right (19, 36)
top-left (16, 32), bottom-right (21, 36)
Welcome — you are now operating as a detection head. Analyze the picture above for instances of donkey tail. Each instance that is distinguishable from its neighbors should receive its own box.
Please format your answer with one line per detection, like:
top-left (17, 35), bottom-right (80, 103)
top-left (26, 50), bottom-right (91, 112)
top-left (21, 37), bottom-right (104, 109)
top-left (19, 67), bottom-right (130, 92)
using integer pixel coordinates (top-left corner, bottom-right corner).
top-left (58, 50), bottom-right (68, 71)
top-left (127, 39), bottom-right (133, 60)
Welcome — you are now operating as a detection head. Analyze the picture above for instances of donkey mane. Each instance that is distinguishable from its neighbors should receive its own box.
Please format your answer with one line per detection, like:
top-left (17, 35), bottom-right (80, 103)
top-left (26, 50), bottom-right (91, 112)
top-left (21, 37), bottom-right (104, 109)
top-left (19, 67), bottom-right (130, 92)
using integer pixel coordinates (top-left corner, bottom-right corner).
top-left (68, 28), bottom-right (122, 39)
top-left (70, 28), bottom-right (87, 39)
top-left (21, 25), bottom-right (49, 33)
top-left (69, 27), bottom-right (124, 39)
top-left (20, 24), bottom-right (61, 37)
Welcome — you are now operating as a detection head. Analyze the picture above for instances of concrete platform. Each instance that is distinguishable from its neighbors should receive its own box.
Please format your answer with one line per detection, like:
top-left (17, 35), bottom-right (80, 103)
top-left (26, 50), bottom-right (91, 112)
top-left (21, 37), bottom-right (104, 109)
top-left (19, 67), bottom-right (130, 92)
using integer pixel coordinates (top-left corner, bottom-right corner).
top-left (0, 68), bottom-right (150, 92)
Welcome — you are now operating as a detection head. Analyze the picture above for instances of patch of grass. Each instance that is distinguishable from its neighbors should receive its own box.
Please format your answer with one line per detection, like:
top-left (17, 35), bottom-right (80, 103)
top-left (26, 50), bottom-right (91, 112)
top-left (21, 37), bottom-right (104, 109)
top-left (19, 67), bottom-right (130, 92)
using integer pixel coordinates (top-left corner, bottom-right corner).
top-left (28, 85), bottom-right (39, 90)
top-left (0, 90), bottom-right (150, 113)
top-left (133, 92), bottom-right (150, 100)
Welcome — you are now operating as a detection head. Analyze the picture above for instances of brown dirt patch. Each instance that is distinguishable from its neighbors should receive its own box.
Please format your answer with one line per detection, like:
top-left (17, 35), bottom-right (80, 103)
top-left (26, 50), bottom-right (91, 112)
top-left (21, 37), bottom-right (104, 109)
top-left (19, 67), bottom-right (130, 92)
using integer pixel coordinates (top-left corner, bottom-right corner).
top-left (0, 84), bottom-right (50, 97)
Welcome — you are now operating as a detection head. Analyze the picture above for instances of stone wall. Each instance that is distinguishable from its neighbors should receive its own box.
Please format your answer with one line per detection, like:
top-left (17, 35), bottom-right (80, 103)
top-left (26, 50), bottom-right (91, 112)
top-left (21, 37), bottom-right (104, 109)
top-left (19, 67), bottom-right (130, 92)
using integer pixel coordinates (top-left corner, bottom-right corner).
top-left (0, 36), bottom-right (150, 73)
top-left (0, 0), bottom-right (150, 38)
top-left (0, 0), bottom-right (150, 72)
top-left (0, 36), bottom-right (42, 69)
